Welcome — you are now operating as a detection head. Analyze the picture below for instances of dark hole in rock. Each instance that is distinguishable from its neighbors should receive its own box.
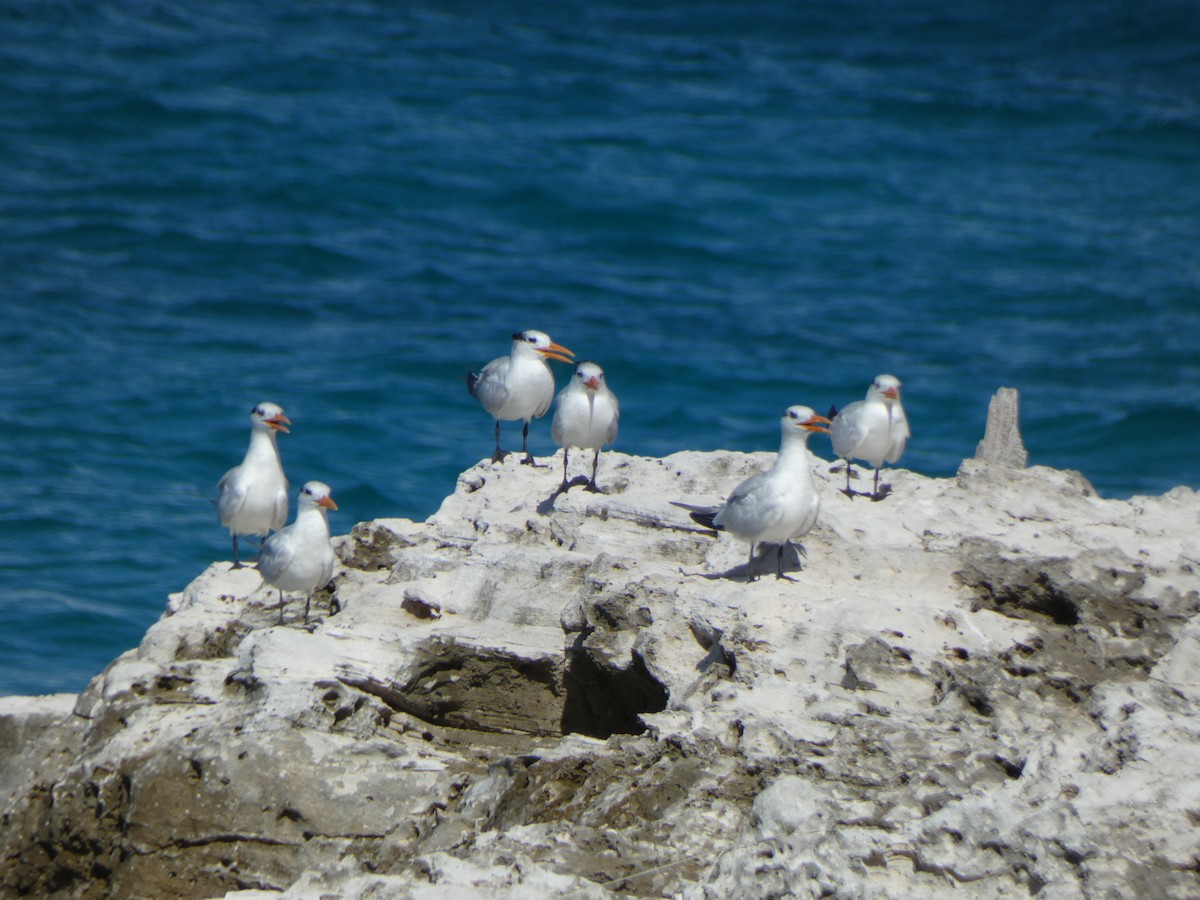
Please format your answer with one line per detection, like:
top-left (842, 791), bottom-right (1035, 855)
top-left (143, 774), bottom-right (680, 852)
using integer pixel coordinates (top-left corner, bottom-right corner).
top-left (401, 594), bottom-right (441, 619)
top-left (994, 754), bottom-right (1025, 779)
top-left (975, 577), bottom-right (1080, 627)
top-left (1062, 847), bottom-right (1087, 865)
top-left (959, 554), bottom-right (1085, 628)
top-left (689, 621), bottom-right (736, 676)
top-left (1023, 574), bottom-right (1080, 626)
top-left (561, 643), bottom-right (668, 738)
top-left (696, 640), bottom-right (736, 675)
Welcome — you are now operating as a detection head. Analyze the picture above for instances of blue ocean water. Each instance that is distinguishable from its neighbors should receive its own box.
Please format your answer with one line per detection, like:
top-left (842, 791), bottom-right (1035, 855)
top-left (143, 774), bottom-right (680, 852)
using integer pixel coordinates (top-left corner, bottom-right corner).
top-left (2, 1), bottom-right (1198, 697)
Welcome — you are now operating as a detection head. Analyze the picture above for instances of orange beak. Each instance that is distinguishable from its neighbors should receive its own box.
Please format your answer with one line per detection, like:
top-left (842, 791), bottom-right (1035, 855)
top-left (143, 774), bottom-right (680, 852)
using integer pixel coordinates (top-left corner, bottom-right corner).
top-left (803, 413), bottom-right (833, 433)
top-left (584, 376), bottom-right (600, 390)
top-left (268, 414), bottom-right (292, 433)
top-left (538, 342), bottom-right (574, 364)
top-left (317, 495), bottom-right (338, 511)
top-left (882, 387), bottom-right (899, 400)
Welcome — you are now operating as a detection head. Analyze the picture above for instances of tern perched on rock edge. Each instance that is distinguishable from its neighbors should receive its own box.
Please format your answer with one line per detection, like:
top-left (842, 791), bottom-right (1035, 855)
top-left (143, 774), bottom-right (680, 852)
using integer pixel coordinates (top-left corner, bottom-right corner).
top-left (828, 374), bottom-right (909, 500)
top-left (217, 402), bottom-right (291, 567)
top-left (257, 481), bottom-right (337, 625)
top-left (467, 330), bottom-right (574, 465)
top-left (672, 406), bottom-right (832, 581)
top-left (551, 360), bottom-right (620, 493)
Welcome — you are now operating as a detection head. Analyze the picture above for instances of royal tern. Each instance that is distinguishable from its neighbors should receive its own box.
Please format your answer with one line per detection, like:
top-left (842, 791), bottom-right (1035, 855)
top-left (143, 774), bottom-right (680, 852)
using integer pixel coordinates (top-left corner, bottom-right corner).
top-left (467, 330), bottom-right (574, 465)
top-left (551, 360), bottom-right (620, 492)
top-left (257, 481), bottom-right (338, 625)
top-left (828, 374), bottom-right (909, 500)
top-left (672, 406), bottom-right (831, 581)
top-left (217, 402), bottom-right (291, 567)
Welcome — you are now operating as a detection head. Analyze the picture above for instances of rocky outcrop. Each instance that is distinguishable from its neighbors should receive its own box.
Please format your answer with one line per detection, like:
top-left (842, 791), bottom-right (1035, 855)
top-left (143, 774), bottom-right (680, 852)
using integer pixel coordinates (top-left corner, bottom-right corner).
top-left (2, 437), bottom-right (1198, 898)
top-left (974, 386), bottom-right (1028, 468)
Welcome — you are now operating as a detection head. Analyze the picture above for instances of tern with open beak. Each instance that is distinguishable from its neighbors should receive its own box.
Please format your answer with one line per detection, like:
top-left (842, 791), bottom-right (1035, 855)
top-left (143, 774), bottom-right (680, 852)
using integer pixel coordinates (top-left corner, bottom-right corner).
top-left (217, 402), bottom-right (291, 567)
top-left (467, 330), bottom-right (574, 465)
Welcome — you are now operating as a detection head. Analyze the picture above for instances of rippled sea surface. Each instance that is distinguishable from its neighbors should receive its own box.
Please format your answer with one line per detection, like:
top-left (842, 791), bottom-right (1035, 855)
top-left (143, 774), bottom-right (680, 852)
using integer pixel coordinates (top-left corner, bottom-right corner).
top-left (2, 1), bottom-right (1198, 695)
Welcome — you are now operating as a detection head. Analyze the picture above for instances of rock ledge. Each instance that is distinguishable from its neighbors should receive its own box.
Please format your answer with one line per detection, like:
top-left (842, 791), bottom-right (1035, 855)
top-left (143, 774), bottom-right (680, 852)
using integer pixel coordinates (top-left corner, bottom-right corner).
top-left (2, 446), bottom-right (1198, 899)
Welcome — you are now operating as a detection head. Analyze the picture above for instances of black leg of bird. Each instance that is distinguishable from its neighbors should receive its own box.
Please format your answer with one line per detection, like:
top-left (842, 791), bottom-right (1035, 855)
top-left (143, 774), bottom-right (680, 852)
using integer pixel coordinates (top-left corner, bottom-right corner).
top-left (520, 421), bottom-right (532, 464)
top-left (586, 449), bottom-right (602, 492)
top-left (491, 420), bottom-right (506, 463)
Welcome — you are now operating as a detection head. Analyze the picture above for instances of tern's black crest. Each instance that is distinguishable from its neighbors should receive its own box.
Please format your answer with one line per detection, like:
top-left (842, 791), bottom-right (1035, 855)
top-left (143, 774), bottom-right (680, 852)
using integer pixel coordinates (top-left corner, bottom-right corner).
top-left (466, 371), bottom-right (480, 396)
top-left (827, 404), bottom-right (839, 420)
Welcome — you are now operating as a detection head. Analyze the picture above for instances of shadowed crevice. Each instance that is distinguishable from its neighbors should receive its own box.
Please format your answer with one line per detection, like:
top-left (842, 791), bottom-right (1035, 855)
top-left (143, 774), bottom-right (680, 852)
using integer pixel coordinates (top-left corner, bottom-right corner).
top-left (561, 640), bottom-right (668, 738)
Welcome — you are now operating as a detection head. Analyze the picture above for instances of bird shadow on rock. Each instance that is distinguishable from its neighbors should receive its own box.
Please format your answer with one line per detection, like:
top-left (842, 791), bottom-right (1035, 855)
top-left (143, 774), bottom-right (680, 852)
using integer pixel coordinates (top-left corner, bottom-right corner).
top-left (536, 476), bottom-right (600, 515)
top-left (681, 542), bottom-right (808, 583)
top-left (839, 484), bottom-right (893, 502)
top-left (830, 463), bottom-right (894, 502)
top-left (276, 582), bottom-right (339, 632)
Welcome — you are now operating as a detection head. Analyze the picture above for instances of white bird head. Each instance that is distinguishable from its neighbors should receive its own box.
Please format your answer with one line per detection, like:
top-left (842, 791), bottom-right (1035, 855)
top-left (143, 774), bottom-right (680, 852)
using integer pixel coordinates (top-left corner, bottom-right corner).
top-left (782, 405), bottom-right (832, 435)
top-left (869, 374), bottom-right (902, 402)
top-left (572, 360), bottom-right (605, 391)
top-left (251, 402), bottom-right (291, 433)
top-left (298, 481), bottom-right (338, 511)
top-left (513, 330), bottom-right (574, 364)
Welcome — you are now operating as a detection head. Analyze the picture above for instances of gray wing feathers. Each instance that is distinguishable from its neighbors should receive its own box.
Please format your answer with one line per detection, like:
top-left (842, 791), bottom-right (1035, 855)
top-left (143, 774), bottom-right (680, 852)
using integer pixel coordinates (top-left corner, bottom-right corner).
top-left (216, 468), bottom-right (244, 528)
top-left (886, 408), bottom-right (910, 463)
top-left (830, 401), bottom-right (867, 458)
top-left (469, 357), bottom-right (512, 417)
top-left (257, 532), bottom-right (294, 584)
top-left (605, 394), bottom-right (620, 444)
top-left (271, 484), bottom-right (289, 531)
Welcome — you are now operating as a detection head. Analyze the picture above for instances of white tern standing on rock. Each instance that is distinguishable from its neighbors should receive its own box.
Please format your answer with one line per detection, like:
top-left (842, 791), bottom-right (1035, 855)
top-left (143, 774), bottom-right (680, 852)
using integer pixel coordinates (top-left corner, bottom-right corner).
top-left (829, 374), bottom-right (909, 500)
top-left (217, 401), bottom-right (290, 567)
top-left (257, 481), bottom-right (338, 626)
top-left (467, 330), bottom-right (574, 465)
top-left (672, 405), bottom-right (831, 581)
top-left (551, 360), bottom-right (620, 493)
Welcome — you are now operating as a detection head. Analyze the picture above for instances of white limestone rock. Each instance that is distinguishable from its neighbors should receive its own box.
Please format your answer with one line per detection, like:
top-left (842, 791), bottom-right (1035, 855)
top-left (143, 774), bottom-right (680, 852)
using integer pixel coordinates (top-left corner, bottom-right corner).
top-left (1, 440), bottom-right (1198, 899)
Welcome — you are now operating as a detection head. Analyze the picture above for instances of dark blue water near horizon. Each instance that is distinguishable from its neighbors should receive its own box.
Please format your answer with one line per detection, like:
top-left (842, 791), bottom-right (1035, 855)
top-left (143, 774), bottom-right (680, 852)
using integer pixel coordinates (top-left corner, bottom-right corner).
top-left (3, 1), bottom-right (1199, 697)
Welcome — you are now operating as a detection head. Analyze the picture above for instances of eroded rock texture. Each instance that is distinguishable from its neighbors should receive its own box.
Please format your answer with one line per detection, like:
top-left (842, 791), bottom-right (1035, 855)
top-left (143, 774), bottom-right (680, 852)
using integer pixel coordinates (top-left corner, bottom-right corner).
top-left (2, 449), bottom-right (1198, 899)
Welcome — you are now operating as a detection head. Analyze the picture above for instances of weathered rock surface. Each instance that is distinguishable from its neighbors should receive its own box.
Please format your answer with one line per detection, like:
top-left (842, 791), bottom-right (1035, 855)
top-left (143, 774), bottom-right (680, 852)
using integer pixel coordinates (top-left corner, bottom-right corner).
top-left (2, 444), bottom-right (1198, 898)
top-left (974, 386), bottom-right (1028, 468)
